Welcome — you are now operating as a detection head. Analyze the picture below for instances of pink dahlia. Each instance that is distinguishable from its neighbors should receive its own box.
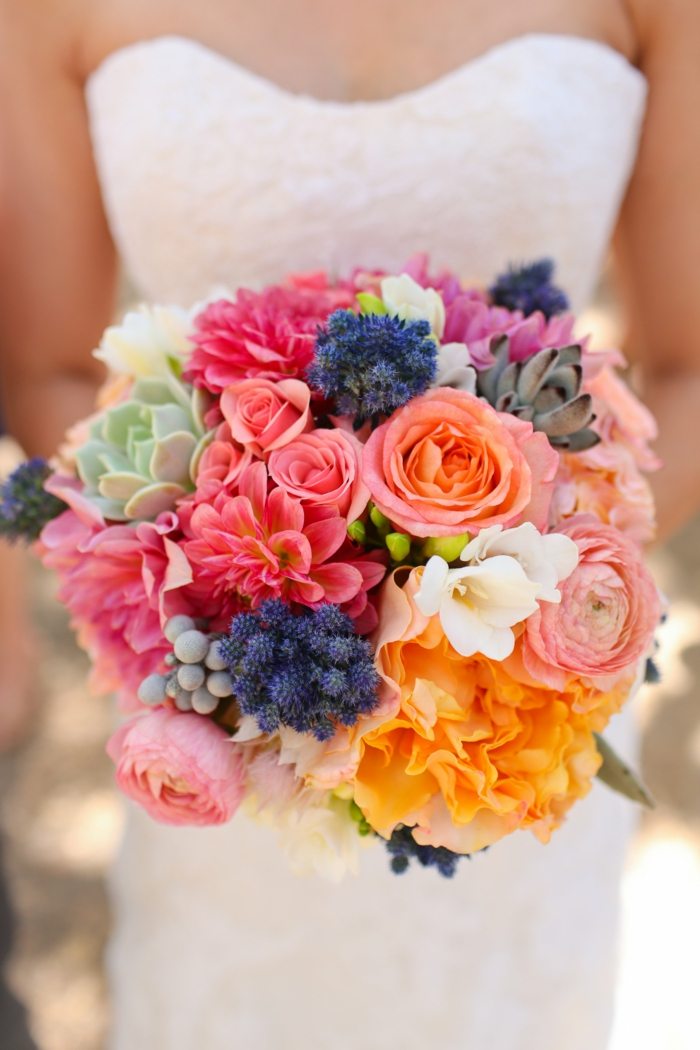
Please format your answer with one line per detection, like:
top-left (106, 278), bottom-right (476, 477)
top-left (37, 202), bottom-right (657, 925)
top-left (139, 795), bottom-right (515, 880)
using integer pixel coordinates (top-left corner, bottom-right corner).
top-left (184, 461), bottom-right (373, 610)
top-left (186, 279), bottom-right (353, 392)
top-left (444, 295), bottom-right (578, 370)
top-left (39, 508), bottom-right (194, 710)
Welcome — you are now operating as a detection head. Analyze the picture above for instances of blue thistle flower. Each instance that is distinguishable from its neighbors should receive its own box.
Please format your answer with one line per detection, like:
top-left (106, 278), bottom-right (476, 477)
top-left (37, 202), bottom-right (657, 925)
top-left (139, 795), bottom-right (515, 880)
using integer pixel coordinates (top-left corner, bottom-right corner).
top-left (489, 259), bottom-right (569, 319)
top-left (0, 458), bottom-right (67, 542)
top-left (384, 825), bottom-right (469, 878)
top-left (219, 600), bottom-right (380, 741)
top-left (307, 310), bottom-right (438, 424)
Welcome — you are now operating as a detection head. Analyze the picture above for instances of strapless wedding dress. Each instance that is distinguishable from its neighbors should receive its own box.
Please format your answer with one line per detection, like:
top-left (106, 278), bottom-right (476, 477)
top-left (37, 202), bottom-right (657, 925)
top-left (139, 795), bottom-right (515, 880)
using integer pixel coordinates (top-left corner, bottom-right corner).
top-left (86, 33), bottom-right (647, 1050)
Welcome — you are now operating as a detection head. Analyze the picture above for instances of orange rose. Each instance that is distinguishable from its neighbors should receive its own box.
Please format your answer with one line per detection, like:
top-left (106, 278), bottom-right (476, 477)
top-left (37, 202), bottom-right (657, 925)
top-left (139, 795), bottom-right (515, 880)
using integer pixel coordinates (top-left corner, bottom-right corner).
top-left (351, 570), bottom-right (633, 853)
top-left (361, 388), bottom-right (558, 537)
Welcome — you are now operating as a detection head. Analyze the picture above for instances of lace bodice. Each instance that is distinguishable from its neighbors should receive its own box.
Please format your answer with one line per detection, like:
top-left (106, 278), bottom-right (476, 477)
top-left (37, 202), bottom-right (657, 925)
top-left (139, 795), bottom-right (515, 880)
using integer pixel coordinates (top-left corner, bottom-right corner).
top-left (87, 33), bottom-right (646, 308)
top-left (87, 33), bottom-right (648, 1050)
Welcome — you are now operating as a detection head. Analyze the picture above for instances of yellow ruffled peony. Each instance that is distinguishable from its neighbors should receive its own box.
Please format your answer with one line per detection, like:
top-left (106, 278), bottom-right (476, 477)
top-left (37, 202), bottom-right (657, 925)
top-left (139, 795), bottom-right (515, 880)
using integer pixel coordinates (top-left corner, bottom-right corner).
top-left (352, 569), bottom-right (633, 854)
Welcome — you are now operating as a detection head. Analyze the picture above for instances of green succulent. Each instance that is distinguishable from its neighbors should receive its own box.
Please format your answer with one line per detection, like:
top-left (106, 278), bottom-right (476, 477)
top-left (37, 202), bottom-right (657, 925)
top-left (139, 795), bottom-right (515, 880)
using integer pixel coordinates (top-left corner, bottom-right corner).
top-left (75, 374), bottom-right (212, 521)
top-left (477, 339), bottom-right (600, 451)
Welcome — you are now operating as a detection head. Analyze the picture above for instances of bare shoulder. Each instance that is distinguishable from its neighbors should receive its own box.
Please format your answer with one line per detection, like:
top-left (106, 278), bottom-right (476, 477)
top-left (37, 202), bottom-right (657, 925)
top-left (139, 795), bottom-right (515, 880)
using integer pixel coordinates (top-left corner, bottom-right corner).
top-left (0, 0), bottom-right (94, 77)
top-left (626, 0), bottom-right (700, 57)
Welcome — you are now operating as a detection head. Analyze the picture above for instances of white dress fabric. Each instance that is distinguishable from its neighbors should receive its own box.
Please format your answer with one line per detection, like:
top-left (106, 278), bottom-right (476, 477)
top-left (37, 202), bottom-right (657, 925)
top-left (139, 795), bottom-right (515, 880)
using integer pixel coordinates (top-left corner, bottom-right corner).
top-left (86, 33), bottom-right (648, 1050)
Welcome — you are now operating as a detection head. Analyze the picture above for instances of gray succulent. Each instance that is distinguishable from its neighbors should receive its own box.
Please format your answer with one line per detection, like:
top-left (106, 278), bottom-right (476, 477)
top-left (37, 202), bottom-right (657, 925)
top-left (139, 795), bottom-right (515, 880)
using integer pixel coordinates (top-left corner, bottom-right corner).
top-left (477, 338), bottom-right (600, 451)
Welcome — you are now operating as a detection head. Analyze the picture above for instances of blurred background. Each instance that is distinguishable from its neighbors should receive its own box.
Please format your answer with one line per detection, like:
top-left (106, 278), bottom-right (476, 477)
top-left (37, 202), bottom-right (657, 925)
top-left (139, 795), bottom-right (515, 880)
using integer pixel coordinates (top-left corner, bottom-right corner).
top-left (0, 279), bottom-right (697, 1050)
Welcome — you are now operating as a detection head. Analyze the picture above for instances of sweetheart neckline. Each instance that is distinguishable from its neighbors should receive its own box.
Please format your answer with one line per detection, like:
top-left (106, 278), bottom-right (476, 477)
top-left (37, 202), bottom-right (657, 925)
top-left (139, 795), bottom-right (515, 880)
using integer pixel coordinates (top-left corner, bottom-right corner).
top-left (86, 31), bottom-right (646, 112)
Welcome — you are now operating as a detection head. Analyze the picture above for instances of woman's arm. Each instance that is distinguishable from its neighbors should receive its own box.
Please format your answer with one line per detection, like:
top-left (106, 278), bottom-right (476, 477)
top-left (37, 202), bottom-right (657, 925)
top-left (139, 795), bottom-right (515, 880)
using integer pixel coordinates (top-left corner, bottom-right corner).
top-left (0, 1), bottom-right (117, 458)
top-left (614, 0), bottom-right (700, 541)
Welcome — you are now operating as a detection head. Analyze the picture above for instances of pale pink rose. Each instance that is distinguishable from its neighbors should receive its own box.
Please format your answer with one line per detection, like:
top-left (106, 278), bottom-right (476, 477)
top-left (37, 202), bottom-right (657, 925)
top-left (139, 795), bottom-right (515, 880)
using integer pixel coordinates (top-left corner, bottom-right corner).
top-left (108, 708), bottom-right (245, 826)
top-left (191, 422), bottom-right (253, 503)
top-left (220, 377), bottom-right (311, 456)
top-left (268, 428), bottom-right (369, 524)
top-left (362, 387), bottom-right (558, 537)
top-left (522, 516), bottom-right (660, 690)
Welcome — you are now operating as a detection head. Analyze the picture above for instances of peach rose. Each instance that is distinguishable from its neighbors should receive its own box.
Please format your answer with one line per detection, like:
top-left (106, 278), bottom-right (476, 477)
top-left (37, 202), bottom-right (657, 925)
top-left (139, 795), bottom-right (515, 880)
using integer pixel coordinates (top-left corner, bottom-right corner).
top-left (349, 570), bottom-right (629, 853)
top-left (220, 377), bottom-right (311, 456)
top-left (268, 428), bottom-right (369, 523)
top-left (107, 708), bottom-right (246, 826)
top-left (361, 388), bottom-right (558, 537)
top-left (522, 517), bottom-right (660, 690)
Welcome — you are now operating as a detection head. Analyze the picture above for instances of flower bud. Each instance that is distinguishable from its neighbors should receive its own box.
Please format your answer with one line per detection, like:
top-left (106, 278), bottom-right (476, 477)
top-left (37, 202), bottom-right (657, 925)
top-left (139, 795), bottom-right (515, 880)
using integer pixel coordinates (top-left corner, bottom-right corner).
top-left (385, 532), bottom-right (411, 562)
top-left (422, 533), bottom-right (471, 563)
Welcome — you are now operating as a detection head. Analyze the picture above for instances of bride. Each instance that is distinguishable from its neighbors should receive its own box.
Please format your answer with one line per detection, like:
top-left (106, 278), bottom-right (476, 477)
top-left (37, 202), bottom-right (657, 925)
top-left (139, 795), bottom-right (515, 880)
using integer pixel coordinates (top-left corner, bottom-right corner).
top-left (2, 1), bottom-right (699, 1047)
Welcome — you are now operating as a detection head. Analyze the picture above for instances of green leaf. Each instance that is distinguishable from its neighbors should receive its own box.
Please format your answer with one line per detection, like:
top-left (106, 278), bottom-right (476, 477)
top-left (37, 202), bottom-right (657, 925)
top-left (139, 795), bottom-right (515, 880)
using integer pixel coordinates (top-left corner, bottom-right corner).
top-left (594, 733), bottom-right (655, 809)
top-left (356, 292), bottom-right (388, 315)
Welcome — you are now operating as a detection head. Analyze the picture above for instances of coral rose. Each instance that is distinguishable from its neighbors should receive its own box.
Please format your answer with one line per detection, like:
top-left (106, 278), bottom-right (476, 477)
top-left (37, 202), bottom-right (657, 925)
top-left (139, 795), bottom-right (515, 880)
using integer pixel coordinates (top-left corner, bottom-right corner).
top-left (107, 708), bottom-right (246, 826)
top-left (522, 517), bottom-right (661, 690)
top-left (362, 387), bottom-right (558, 537)
top-left (190, 422), bottom-right (253, 503)
top-left (268, 428), bottom-right (369, 524)
top-left (220, 377), bottom-right (311, 456)
top-left (350, 570), bottom-right (632, 853)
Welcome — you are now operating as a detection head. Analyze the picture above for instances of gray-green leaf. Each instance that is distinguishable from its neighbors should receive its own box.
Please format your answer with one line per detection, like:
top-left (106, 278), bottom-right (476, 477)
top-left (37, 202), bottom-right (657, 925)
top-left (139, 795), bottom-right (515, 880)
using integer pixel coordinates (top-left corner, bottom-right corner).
top-left (594, 733), bottom-right (655, 809)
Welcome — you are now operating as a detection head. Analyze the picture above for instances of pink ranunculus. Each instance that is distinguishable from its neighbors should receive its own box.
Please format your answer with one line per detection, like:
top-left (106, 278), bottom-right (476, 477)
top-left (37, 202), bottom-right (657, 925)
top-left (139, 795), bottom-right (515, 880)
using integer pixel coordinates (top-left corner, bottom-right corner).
top-left (220, 378), bottom-right (311, 457)
top-left (443, 296), bottom-right (578, 369)
top-left (107, 708), bottom-right (246, 826)
top-left (186, 280), bottom-right (353, 392)
top-left (522, 516), bottom-right (661, 690)
top-left (38, 509), bottom-right (193, 709)
top-left (184, 461), bottom-right (371, 610)
top-left (191, 422), bottom-right (253, 503)
top-left (268, 428), bottom-right (369, 524)
top-left (362, 387), bottom-right (558, 538)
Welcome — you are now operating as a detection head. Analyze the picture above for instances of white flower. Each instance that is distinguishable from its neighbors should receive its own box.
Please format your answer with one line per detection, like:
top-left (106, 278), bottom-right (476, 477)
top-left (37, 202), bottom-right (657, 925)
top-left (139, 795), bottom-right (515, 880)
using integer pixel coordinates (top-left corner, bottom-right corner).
top-left (94, 304), bottom-right (191, 378)
top-left (380, 274), bottom-right (445, 338)
top-left (434, 342), bottom-right (477, 393)
top-left (461, 523), bottom-right (579, 603)
top-left (415, 554), bottom-right (541, 660)
top-left (276, 795), bottom-right (364, 881)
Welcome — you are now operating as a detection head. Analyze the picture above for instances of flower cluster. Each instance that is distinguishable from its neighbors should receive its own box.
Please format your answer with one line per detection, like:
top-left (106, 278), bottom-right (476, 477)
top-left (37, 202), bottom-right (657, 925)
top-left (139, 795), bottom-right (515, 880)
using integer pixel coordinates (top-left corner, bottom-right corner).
top-left (307, 310), bottom-right (437, 423)
top-left (489, 258), bottom-right (569, 318)
top-left (219, 600), bottom-right (379, 740)
top-left (0, 459), bottom-right (67, 541)
top-left (25, 257), bottom-right (661, 880)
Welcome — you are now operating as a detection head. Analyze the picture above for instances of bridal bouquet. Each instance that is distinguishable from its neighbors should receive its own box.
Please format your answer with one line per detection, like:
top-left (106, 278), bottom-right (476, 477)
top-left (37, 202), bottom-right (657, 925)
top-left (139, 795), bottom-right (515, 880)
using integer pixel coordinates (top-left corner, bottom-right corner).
top-left (2, 256), bottom-right (662, 879)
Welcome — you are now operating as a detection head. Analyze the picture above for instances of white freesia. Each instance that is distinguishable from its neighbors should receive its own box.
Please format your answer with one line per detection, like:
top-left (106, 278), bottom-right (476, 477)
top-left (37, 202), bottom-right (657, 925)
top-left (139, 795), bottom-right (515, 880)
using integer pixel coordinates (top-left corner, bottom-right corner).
top-left (461, 523), bottom-right (579, 603)
top-left (276, 795), bottom-right (364, 881)
top-left (94, 304), bottom-right (191, 378)
top-left (434, 342), bottom-right (477, 393)
top-left (415, 555), bottom-right (542, 660)
top-left (380, 273), bottom-right (445, 338)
